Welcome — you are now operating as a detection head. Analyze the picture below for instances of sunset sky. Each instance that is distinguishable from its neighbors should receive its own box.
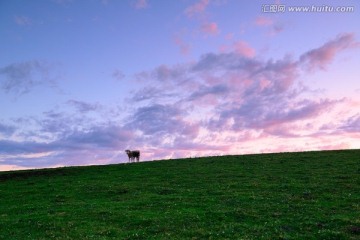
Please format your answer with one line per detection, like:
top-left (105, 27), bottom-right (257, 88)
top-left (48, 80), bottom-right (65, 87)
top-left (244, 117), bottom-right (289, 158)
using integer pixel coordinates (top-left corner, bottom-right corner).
top-left (1, 0), bottom-right (359, 171)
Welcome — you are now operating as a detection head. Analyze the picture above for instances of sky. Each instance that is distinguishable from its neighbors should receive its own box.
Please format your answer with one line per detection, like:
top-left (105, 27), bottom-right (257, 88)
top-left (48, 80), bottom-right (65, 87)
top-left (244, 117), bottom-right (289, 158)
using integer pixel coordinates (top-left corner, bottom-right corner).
top-left (0, 0), bottom-right (360, 171)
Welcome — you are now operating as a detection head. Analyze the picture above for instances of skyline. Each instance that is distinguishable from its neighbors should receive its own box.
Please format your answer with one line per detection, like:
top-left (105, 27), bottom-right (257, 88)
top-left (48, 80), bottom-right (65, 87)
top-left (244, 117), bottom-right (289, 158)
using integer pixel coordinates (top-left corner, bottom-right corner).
top-left (1, 0), bottom-right (360, 171)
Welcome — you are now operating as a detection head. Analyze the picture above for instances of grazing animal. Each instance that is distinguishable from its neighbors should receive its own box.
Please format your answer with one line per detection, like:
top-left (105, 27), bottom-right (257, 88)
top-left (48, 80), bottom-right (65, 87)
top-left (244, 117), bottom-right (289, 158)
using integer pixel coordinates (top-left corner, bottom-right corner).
top-left (125, 150), bottom-right (140, 163)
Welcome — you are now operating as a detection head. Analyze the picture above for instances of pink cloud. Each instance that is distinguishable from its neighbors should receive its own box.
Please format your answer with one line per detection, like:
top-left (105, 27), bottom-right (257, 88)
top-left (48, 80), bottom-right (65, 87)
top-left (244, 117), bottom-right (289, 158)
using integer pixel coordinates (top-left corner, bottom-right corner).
top-left (318, 142), bottom-right (351, 151)
top-left (254, 16), bottom-right (284, 36)
top-left (174, 36), bottom-right (191, 55)
top-left (134, 0), bottom-right (148, 9)
top-left (201, 22), bottom-right (219, 35)
top-left (225, 33), bottom-right (234, 40)
top-left (233, 41), bottom-right (256, 58)
top-left (255, 16), bottom-right (273, 26)
top-left (0, 164), bottom-right (30, 172)
top-left (219, 40), bottom-right (256, 57)
top-left (300, 33), bottom-right (359, 71)
top-left (185, 0), bottom-right (209, 17)
top-left (2, 33), bottom-right (359, 170)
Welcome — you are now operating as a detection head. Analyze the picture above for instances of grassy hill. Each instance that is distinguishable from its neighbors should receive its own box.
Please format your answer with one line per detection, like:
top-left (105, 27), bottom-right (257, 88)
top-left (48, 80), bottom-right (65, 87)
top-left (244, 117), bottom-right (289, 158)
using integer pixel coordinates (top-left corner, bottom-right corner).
top-left (0, 150), bottom-right (359, 239)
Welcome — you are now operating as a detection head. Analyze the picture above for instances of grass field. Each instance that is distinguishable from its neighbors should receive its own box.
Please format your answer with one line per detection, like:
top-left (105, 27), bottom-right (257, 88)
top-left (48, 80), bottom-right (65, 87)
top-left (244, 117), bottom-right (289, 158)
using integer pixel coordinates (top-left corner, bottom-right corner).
top-left (0, 150), bottom-right (359, 239)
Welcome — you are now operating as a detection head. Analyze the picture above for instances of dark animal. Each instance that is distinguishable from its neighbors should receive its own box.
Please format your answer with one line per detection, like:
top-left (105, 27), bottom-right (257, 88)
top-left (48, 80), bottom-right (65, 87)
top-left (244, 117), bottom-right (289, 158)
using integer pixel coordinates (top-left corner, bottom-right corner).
top-left (125, 150), bottom-right (140, 163)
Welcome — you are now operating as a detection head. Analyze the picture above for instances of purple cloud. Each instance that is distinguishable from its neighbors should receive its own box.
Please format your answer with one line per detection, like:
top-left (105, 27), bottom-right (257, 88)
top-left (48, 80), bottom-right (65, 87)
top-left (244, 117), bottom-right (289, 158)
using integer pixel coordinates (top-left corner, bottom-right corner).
top-left (0, 123), bottom-right (135, 168)
top-left (112, 69), bottom-right (125, 81)
top-left (191, 52), bottom-right (261, 72)
top-left (130, 34), bottom-right (353, 140)
top-left (39, 110), bottom-right (79, 137)
top-left (299, 33), bottom-right (359, 71)
top-left (129, 86), bottom-right (178, 103)
top-left (188, 84), bottom-right (228, 102)
top-left (0, 60), bottom-right (58, 96)
top-left (67, 100), bottom-right (101, 113)
top-left (0, 140), bottom-right (50, 155)
top-left (1, 32), bottom-right (358, 170)
top-left (0, 122), bottom-right (16, 137)
top-left (340, 114), bottom-right (360, 133)
top-left (61, 125), bottom-right (134, 149)
top-left (126, 104), bottom-right (199, 138)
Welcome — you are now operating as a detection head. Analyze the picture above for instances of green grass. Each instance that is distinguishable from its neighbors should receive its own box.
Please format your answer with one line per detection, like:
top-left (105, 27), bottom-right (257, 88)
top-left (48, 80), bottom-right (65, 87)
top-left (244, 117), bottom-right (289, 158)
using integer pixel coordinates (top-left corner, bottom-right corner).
top-left (0, 150), bottom-right (359, 239)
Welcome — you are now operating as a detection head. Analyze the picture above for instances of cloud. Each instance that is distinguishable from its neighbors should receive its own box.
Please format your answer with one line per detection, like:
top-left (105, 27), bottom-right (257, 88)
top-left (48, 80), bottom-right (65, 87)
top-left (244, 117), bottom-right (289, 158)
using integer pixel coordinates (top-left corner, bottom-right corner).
top-left (152, 65), bottom-right (174, 81)
top-left (0, 164), bottom-right (30, 172)
top-left (144, 64), bottom-right (188, 83)
top-left (0, 123), bottom-right (16, 137)
top-left (263, 99), bottom-right (337, 124)
top-left (14, 15), bottom-right (32, 26)
top-left (318, 142), bottom-right (351, 151)
top-left (67, 100), bottom-right (101, 113)
top-left (0, 60), bottom-right (58, 96)
top-left (129, 86), bottom-right (177, 103)
top-left (339, 114), bottom-right (360, 133)
top-left (208, 98), bottom-right (338, 134)
top-left (299, 33), bottom-right (359, 71)
top-left (131, 34), bottom-right (355, 140)
top-left (0, 113), bottom-right (201, 169)
top-left (191, 52), bottom-right (261, 72)
top-left (188, 84), bottom-right (228, 100)
top-left (112, 69), bottom-right (125, 81)
top-left (232, 41), bottom-right (256, 58)
top-left (51, 0), bottom-right (73, 5)
top-left (201, 22), bottom-right (219, 35)
top-left (185, 0), bottom-right (209, 18)
top-left (35, 109), bottom-right (101, 141)
top-left (193, 55), bottom-right (337, 135)
top-left (151, 136), bottom-right (231, 159)
top-left (100, 0), bottom-right (109, 5)
top-left (254, 16), bottom-right (273, 26)
top-left (2, 33), bottom-right (359, 170)
top-left (0, 140), bottom-right (50, 155)
top-left (126, 104), bottom-right (199, 138)
top-left (61, 125), bottom-right (134, 149)
top-left (174, 36), bottom-right (191, 55)
top-left (0, 123), bottom-right (135, 168)
top-left (134, 0), bottom-right (148, 9)
top-left (257, 99), bottom-right (339, 135)
top-left (134, 52), bottom-right (298, 115)
top-left (184, 0), bottom-right (222, 45)
top-left (39, 111), bottom-right (74, 136)
top-left (219, 41), bottom-right (257, 59)
top-left (254, 16), bottom-right (284, 35)
top-left (271, 24), bottom-right (284, 35)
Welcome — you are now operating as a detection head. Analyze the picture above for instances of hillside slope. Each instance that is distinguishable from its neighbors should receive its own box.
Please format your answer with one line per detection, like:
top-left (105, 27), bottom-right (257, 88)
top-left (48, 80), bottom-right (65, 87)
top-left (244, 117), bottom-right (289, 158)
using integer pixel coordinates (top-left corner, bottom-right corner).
top-left (0, 150), bottom-right (359, 239)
